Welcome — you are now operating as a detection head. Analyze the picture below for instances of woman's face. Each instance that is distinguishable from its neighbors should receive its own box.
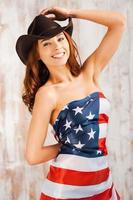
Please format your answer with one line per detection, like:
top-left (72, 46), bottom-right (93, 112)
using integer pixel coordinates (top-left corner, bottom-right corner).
top-left (37, 32), bottom-right (70, 68)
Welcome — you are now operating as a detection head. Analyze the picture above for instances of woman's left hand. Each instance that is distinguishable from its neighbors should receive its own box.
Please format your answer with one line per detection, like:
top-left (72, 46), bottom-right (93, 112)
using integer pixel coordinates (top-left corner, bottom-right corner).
top-left (39, 6), bottom-right (71, 21)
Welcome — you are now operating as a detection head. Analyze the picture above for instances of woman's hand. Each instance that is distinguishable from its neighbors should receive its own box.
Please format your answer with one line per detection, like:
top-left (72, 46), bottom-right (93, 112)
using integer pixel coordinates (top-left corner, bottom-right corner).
top-left (39, 6), bottom-right (71, 21)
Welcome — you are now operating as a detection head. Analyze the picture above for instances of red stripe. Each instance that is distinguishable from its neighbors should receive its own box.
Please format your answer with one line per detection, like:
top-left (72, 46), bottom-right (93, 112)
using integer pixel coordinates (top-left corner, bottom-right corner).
top-left (98, 92), bottom-right (109, 124)
top-left (99, 92), bottom-right (105, 98)
top-left (98, 138), bottom-right (108, 155)
top-left (47, 166), bottom-right (110, 186)
top-left (40, 184), bottom-right (113, 200)
top-left (99, 113), bottom-right (109, 123)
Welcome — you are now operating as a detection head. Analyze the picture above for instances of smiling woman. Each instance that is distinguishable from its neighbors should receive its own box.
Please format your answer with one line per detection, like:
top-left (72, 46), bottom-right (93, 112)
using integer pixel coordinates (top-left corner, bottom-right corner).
top-left (15, 5), bottom-right (125, 200)
top-left (21, 30), bottom-right (82, 113)
top-left (37, 32), bottom-right (70, 66)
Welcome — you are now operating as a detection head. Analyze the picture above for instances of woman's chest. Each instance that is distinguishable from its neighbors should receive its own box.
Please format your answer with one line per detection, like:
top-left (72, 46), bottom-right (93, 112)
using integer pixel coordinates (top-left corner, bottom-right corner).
top-left (50, 74), bottom-right (102, 126)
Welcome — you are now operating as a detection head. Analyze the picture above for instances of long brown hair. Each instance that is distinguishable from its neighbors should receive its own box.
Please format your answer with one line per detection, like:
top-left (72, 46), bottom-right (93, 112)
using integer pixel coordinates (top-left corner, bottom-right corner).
top-left (22, 31), bottom-right (82, 114)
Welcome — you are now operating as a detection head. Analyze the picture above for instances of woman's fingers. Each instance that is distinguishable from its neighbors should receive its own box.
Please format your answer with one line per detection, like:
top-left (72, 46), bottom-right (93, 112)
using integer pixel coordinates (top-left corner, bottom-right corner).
top-left (40, 9), bottom-right (48, 15)
top-left (39, 6), bottom-right (68, 21)
top-left (40, 8), bottom-right (50, 15)
top-left (40, 6), bottom-right (55, 15)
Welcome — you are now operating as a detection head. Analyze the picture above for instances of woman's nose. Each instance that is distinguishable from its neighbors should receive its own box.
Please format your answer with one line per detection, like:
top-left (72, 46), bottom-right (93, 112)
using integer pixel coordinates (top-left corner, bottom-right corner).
top-left (53, 40), bottom-right (62, 49)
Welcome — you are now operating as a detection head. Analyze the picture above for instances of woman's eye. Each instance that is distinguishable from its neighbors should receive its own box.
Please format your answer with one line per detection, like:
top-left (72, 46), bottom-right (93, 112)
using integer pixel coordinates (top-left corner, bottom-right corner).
top-left (58, 37), bottom-right (64, 41)
top-left (43, 37), bottom-right (64, 46)
top-left (43, 42), bottom-right (50, 47)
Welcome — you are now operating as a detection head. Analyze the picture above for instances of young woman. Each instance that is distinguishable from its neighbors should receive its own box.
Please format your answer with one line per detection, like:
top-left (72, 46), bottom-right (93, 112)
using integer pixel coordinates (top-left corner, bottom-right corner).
top-left (15, 6), bottom-right (126, 200)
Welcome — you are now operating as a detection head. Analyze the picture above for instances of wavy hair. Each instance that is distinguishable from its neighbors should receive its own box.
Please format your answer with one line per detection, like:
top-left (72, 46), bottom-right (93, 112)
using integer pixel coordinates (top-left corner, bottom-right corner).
top-left (22, 31), bottom-right (82, 114)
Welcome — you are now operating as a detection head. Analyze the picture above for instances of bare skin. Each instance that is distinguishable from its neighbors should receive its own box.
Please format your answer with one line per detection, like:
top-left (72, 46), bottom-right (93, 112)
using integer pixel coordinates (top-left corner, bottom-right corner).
top-left (36, 31), bottom-right (103, 126)
top-left (25, 7), bottom-right (126, 165)
top-left (44, 69), bottom-right (103, 126)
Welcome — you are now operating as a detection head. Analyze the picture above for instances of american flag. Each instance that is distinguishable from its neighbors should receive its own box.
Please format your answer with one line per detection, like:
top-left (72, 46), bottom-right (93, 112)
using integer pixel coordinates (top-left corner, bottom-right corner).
top-left (40, 91), bottom-right (120, 200)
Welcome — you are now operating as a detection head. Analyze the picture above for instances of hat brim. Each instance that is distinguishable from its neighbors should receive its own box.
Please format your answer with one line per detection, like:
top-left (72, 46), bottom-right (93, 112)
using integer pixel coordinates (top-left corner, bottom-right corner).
top-left (15, 18), bottom-right (73, 65)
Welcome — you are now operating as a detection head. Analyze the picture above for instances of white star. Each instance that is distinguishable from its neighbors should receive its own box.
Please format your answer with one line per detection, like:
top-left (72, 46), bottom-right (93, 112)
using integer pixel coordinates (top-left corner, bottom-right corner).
top-left (74, 124), bottom-right (83, 133)
top-left (65, 136), bottom-right (71, 143)
top-left (72, 106), bottom-right (84, 115)
top-left (86, 98), bottom-right (94, 105)
top-left (59, 132), bottom-right (62, 138)
top-left (97, 150), bottom-right (102, 154)
top-left (86, 100), bottom-right (90, 105)
top-left (63, 119), bottom-right (72, 130)
top-left (62, 105), bottom-right (69, 110)
top-left (55, 118), bottom-right (59, 123)
top-left (87, 128), bottom-right (96, 140)
top-left (86, 111), bottom-right (95, 120)
top-left (74, 141), bottom-right (85, 148)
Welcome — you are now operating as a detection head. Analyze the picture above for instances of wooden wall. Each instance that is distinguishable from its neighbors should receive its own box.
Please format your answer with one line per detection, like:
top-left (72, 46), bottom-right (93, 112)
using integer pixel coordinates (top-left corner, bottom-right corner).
top-left (0, 0), bottom-right (132, 199)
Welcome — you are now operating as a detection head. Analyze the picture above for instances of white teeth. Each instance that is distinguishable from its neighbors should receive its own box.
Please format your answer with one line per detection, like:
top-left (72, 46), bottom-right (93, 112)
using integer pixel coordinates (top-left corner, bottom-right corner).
top-left (52, 52), bottom-right (65, 58)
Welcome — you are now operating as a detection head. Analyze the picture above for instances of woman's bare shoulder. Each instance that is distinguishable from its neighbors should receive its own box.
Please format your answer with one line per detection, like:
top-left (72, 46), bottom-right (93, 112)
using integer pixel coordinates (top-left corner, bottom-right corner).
top-left (35, 83), bottom-right (57, 108)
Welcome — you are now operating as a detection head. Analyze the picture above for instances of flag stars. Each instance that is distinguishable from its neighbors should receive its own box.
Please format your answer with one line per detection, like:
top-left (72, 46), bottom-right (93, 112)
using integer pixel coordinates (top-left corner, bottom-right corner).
top-left (59, 132), bottom-right (62, 139)
top-left (63, 119), bottom-right (72, 130)
top-left (65, 136), bottom-right (71, 143)
top-left (54, 118), bottom-right (59, 123)
top-left (87, 128), bottom-right (96, 140)
top-left (97, 150), bottom-right (102, 155)
top-left (62, 105), bottom-right (69, 110)
top-left (74, 141), bottom-right (85, 149)
top-left (72, 147), bottom-right (76, 151)
top-left (74, 124), bottom-right (83, 134)
top-left (86, 111), bottom-right (95, 120)
top-left (86, 98), bottom-right (94, 104)
top-left (72, 106), bottom-right (84, 115)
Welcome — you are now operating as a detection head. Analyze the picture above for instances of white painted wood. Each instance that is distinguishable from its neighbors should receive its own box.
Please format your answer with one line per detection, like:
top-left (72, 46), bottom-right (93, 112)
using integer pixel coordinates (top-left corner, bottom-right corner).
top-left (0, 0), bottom-right (132, 199)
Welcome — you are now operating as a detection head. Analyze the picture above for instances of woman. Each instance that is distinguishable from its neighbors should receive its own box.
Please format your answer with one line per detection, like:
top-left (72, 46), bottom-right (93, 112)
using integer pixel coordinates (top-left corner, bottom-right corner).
top-left (15, 6), bottom-right (126, 200)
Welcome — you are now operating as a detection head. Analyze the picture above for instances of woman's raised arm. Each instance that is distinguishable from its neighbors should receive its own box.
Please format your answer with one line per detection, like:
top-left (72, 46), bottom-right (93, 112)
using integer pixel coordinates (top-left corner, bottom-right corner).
top-left (69, 8), bottom-right (126, 81)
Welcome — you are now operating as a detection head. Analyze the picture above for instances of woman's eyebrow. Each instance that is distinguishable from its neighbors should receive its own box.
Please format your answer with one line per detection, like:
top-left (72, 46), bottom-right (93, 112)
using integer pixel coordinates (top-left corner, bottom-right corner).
top-left (40, 39), bottom-right (48, 43)
top-left (57, 32), bottom-right (64, 36)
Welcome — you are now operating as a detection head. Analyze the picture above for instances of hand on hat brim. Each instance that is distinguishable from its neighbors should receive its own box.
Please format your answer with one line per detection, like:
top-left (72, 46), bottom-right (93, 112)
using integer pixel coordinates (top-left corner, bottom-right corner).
top-left (39, 6), bottom-right (70, 21)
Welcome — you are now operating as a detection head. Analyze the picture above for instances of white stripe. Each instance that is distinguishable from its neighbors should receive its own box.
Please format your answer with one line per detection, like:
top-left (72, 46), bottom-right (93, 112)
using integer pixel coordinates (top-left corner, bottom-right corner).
top-left (50, 154), bottom-right (109, 172)
top-left (99, 123), bottom-right (108, 138)
top-left (99, 98), bottom-right (111, 117)
top-left (41, 171), bottom-right (113, 199)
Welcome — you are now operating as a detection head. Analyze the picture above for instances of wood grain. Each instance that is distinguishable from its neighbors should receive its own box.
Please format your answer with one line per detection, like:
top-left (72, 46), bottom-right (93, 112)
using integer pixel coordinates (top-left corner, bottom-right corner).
top-left (0, 0), bottom-right (132, 199)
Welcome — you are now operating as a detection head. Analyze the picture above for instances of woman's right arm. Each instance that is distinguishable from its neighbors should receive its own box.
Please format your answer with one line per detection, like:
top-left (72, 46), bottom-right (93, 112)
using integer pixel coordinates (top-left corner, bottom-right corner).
top-left (25, 86), bottom-right (61, 165)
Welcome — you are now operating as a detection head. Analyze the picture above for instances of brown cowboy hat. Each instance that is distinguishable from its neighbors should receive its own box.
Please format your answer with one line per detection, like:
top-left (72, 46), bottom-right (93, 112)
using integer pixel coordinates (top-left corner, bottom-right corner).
top-left (15, 14), bottom-right (73, 65)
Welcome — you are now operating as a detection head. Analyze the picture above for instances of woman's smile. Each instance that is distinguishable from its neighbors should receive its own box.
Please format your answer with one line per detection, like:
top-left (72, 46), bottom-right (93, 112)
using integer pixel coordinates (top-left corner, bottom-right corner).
top-left (52, 52), bottom-right (65, 59)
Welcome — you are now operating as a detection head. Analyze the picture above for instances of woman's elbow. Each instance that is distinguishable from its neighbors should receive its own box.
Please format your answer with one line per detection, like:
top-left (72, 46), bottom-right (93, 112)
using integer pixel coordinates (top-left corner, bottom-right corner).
top-left (26, 157), bottom-right (37, 165)
top-left (119, 14), bottom-right (126, 27)
top-left (24, 151), bottom-right (38, 165)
